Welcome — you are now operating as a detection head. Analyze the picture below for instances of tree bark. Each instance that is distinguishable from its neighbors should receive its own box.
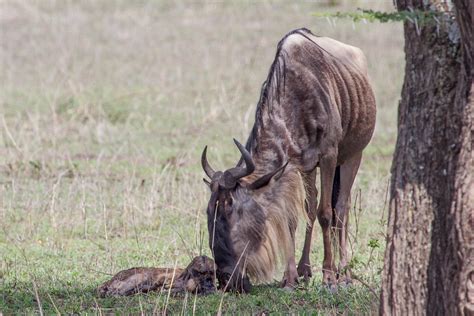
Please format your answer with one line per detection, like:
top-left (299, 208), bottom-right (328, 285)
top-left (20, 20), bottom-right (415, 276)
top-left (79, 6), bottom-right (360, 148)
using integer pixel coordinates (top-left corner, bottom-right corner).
top-left (381, 0), bottom-right (473, 315)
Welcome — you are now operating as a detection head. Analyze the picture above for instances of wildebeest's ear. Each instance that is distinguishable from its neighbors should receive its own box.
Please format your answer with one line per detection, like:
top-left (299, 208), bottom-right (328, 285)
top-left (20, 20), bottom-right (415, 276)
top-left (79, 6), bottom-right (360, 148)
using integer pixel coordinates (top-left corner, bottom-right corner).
top-left (203, 178), bottom-right (211, 187)
top-left (248, 161), bottom-right (289, 190)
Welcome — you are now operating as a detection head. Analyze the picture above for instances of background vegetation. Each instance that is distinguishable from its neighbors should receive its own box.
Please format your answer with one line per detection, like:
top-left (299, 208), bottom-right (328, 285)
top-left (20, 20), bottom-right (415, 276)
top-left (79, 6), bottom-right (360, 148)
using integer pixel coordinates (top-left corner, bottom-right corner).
top-left (0, 0), bottom-right (404, 314)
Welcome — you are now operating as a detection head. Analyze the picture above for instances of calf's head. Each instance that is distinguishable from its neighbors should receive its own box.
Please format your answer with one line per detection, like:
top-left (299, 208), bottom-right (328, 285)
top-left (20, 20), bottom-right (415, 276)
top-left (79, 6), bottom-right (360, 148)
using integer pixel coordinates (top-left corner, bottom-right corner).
top-left (201, 139), bottom-right (287, 293)
top-left (174, 255), bottom-right (216, 294)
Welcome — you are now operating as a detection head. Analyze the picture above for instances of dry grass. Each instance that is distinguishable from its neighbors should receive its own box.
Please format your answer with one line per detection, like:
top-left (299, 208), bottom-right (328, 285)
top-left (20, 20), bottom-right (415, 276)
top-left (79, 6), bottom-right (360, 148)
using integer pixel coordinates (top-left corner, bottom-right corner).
top-left (0, 0), bottom-right (404, 314)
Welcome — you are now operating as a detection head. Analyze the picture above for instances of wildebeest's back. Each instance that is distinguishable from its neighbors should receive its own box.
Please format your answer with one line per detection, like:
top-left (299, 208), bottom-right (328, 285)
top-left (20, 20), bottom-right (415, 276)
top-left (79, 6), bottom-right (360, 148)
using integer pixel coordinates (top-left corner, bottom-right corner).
top-left (276, 30), bottom-right (376, 169)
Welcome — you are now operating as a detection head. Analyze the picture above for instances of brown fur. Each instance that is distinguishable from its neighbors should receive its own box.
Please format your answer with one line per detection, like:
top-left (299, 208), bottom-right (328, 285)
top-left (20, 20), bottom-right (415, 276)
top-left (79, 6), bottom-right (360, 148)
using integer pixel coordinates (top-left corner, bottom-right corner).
top-left (97, 256), bottom-right (216, 297)
top-left (243, 29), bottom-right (375, 286)
top-left (203, 28), bottom-right (376, 290)
top-left (239, 168), bottom-right (306, 282)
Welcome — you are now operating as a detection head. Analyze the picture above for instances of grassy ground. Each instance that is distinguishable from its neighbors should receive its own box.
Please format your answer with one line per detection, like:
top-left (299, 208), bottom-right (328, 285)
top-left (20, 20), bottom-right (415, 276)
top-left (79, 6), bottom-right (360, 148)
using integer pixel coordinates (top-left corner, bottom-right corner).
top-left (0, 1), bottom-right (404, 314)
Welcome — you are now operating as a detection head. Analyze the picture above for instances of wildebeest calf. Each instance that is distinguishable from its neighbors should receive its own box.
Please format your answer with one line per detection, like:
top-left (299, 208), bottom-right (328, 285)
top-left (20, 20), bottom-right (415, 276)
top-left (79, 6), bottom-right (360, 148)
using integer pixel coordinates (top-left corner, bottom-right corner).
top-left (98, 256), bottom-right (216, 297)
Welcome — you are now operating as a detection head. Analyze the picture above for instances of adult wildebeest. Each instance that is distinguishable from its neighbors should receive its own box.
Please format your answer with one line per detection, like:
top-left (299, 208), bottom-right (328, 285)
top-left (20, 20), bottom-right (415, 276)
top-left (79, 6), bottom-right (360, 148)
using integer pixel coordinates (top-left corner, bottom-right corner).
top-left (202, 28), bottom-right (376, 292)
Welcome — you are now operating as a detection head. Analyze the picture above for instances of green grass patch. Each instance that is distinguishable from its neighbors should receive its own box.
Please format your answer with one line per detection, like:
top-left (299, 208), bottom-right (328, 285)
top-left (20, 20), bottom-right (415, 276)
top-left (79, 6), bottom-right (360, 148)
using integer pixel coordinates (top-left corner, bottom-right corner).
top-left (0, 0), bottom-right (402, 313)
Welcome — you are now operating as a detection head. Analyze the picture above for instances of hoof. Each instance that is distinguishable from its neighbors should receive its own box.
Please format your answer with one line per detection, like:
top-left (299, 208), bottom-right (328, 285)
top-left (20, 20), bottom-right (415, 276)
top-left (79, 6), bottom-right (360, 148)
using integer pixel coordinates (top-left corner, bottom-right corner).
top-left (322, 270), bottom-right (337, 293)
top-left (280, 277), bottom-right (298, 289)
top-left (297, 264), bottom-right (312, 282)
top-left (280, 270), bottom-right (299, 290)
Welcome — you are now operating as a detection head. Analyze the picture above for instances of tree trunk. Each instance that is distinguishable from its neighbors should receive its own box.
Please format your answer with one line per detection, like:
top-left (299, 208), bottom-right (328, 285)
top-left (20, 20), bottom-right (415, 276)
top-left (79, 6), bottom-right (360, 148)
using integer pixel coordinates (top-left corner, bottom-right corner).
top-left (380, 0), bottom-right (473, 315)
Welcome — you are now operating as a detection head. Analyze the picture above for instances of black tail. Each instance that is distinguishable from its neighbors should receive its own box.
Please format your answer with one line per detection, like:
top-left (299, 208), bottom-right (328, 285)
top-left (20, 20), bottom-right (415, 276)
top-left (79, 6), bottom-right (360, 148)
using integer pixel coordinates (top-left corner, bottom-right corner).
top-left (331, 166), bottom-right (340, 227)
top-left (331, 166), bottom-right (341, 210)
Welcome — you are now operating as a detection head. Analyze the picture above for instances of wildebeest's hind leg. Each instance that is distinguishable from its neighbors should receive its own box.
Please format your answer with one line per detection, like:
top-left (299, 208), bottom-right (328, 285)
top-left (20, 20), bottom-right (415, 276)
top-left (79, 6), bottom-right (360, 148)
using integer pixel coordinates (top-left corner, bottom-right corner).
top-left (297, 169), bottom-right (318, 281)
top-left (317, 154), bottom-right (338, 289)
top-left (333, 152), bottom-right (362, 285)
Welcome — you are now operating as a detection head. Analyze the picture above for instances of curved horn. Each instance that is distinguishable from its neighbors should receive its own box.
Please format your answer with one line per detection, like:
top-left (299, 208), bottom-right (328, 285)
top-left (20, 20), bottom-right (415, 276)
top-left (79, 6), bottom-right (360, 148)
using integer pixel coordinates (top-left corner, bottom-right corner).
top-left (248, 161), bottom-right (289, 190)
top-left (227, 139), bottom-right (255, 180)
top-left (201, 146), bottom-right (216, 178)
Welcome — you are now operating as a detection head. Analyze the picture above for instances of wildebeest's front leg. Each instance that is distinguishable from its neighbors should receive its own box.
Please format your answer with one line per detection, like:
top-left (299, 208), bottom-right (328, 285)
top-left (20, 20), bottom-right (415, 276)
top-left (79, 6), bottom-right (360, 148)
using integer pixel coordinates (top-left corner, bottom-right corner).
top-left (317, 154), bottom-right (337, 288)
top-left (333, 152), bottom-right (362, 285)
top-left (281, 214), bottom-right (299, 289)
top-left (281, 254), bottom-right (298, 289)
top-left (297, 169), bottom-right (318, 281)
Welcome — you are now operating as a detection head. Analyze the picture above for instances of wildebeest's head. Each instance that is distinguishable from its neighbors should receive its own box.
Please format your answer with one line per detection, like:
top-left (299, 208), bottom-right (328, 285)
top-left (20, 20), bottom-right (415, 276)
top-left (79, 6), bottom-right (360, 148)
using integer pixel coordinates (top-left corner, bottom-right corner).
top-left (201, 139), bottom-right (287, 293)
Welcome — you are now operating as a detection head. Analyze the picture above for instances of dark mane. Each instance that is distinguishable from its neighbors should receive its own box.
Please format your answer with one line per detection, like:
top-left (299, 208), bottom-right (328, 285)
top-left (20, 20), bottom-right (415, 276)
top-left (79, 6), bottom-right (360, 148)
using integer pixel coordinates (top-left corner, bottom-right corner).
top-left (244, 28), bottom-right (327, 157)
